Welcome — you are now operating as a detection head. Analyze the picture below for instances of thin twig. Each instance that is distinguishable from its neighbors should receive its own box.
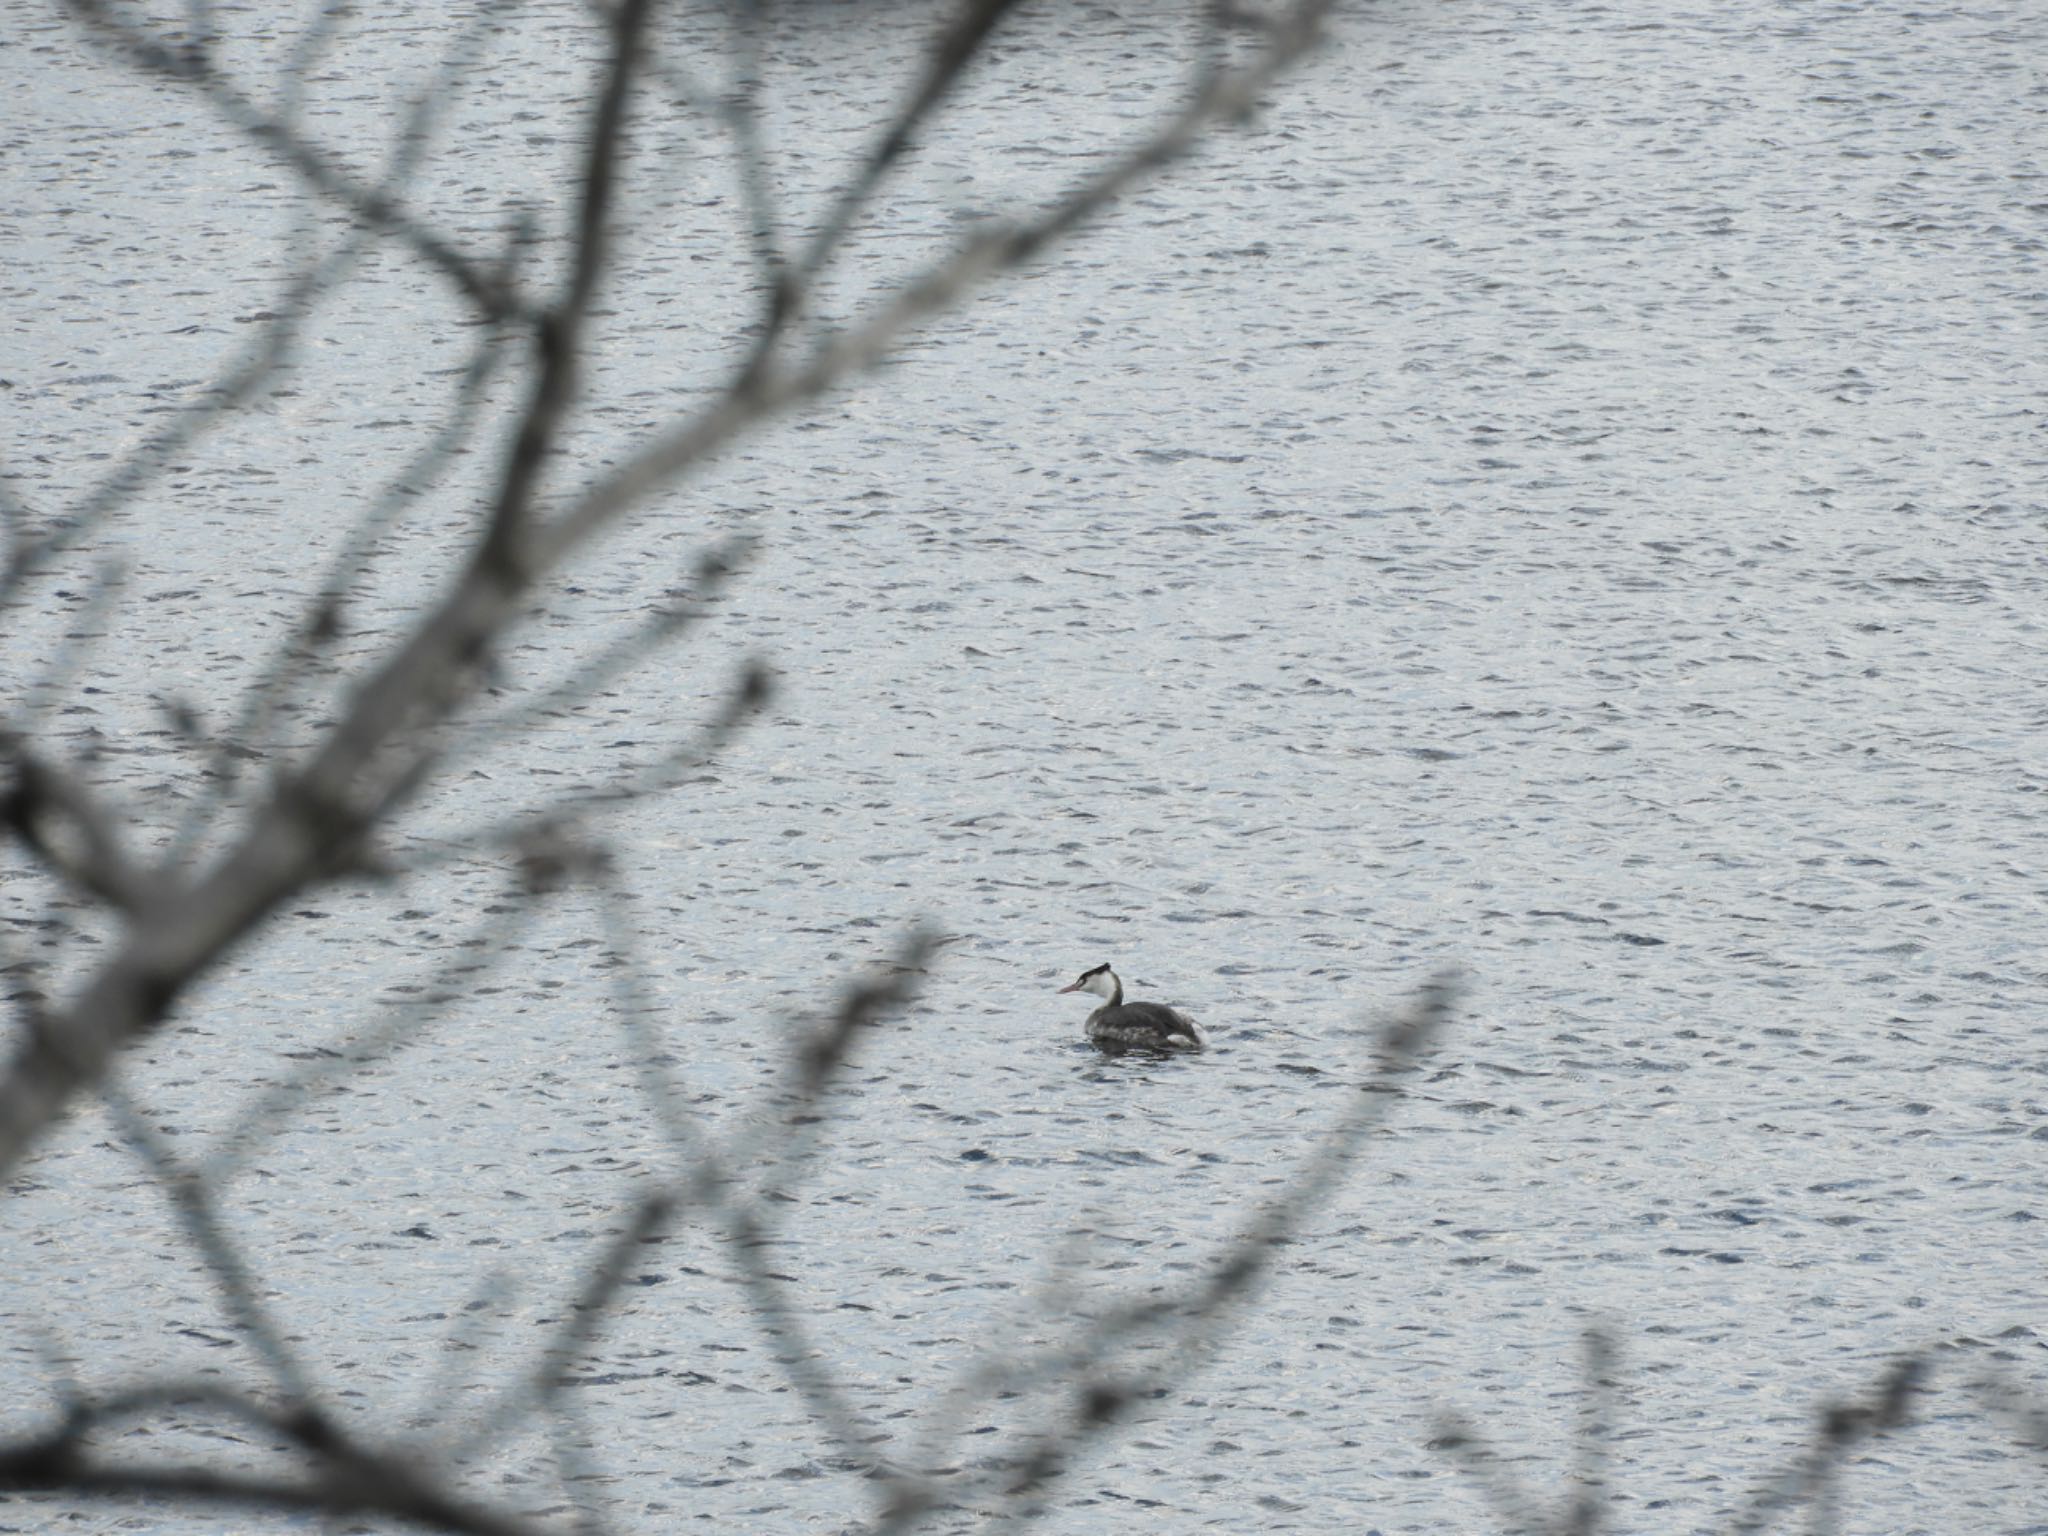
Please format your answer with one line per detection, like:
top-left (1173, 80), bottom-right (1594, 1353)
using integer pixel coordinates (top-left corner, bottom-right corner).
top-left (1724, 1354), bottom-right (1924, 1536)
top-left (9, 2), bottom-right (525, 609)
top-left (537, 0), bottom-right (1337, 577)
top-left (751, 0), bottom-right (1027, 360)
top-left (167, 322), bottom-right (519, 864)
top-left (482, 0), bottom-right (655, 571)
top-left (874, 975), bottom-right (1455, 1534)
top-left (5, 748), bottom-right (157, 913)
top-left (460, 535), bottom-right (759, 760)
top-left (6, 556), bottom-right (127, 741)
top-left (202, 871), bottom-right (544, 1185)
top-left (720, 3), bottom-right (786, 308)
top-left (61, 0), bottom-right (526, 321)
top-left (401, 655), bottom-right (774, 872)
top-left (444, 1188), bottom-right (676, 1462)
top-left (100, 1074), bottom-right (315, 1401)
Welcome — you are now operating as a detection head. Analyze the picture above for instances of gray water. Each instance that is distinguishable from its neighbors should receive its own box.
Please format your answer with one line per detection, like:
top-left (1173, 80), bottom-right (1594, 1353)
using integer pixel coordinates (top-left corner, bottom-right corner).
top-left (3, 1), bottom-right (2045, 1532)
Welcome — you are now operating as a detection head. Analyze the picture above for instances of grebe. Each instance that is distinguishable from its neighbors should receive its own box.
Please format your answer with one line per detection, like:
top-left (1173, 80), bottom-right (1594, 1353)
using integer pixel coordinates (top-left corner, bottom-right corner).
top-left (1057, 963), bottom-right (1206, 1052)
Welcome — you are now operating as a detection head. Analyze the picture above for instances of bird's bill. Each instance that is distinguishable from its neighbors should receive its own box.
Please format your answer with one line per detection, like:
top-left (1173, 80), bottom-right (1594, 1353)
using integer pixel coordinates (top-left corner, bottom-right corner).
top-left (1056, 980), bottom-right (1082, 994)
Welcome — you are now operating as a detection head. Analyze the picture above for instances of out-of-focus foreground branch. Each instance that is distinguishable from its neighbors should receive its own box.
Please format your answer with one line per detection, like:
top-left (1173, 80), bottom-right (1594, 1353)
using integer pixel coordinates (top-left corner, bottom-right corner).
top-left (0, 0), bottom-right (1338, 1182)
top-left (9, 4), bottom-right (2040, 1534)
top-left (2, 3), bottom-right (1404, 1531)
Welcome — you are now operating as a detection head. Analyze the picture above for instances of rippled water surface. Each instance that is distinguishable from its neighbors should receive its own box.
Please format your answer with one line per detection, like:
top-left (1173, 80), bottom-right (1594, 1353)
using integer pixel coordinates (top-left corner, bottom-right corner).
top-left (4, 1), bottom-right (2045, 1532)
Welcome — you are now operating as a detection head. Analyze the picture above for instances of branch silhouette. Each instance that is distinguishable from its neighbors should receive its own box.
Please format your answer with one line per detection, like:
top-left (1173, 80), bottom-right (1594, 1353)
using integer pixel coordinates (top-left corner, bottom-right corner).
top-left (1, 5), bottom-right (1454, 1532)
top-left (8, 5), bottom-right (2037, 1534)
top-left (0, 0), bottom-right (1342, 1185)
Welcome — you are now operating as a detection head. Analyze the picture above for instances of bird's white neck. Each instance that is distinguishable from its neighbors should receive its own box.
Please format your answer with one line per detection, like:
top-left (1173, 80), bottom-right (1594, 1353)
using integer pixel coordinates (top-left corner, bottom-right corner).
top-left (1083, 968), bottom-right (1122, 1004)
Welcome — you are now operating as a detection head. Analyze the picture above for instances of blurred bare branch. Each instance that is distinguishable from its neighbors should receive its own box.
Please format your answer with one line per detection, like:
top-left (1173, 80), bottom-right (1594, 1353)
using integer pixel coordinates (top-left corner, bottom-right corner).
top-left (1975, 1368), bottom-right (2048, 1462)
top-left (1568, 1328), bottom-right (1615, 1536)
top-left (755, 0), bottom-right (1026, 358)
top-left (542, 0), bottom-right (1338, 573)
top-left (1723, 1353), bottom-right (1925, 1536)
top-left (203, 871), bottom-right (546, 1186)
top-left (100, 1074), bottom-right (313, 1397)
top-left (10, 4), bottom-right (525, 609)
top-left (61, 0), bottom-right (531, 322)
top-left (458, 536), bottom-right (761, 766)
top-left (870, 978), bottom-right (1458, 1532)
top-left (12, 557), bottom-right (127, 741)
top-left (1437, 1338), bottom-right (1948, 1536)
top-left (13, 4), bottom-right (2035, 1535)
top-left (0, 0), bottom-right (1344, 1183)
top-left (0, 1379), bottom-right (556, 1536)
top-left (1434, 1407), bottom-right (1548, 1536)
top-left (5, 747), bottom-right (158, 913)
top-left (169, 323), bottom-right (519, 859)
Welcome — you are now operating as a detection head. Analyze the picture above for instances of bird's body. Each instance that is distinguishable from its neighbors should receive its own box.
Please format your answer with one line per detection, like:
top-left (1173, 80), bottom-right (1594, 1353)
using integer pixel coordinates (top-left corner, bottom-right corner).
top-left (1058, 964), bottom-right (1205, 1051)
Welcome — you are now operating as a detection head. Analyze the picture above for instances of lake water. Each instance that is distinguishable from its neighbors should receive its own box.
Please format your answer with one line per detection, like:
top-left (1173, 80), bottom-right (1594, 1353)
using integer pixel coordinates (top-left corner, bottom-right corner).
top-left (3, 1), bottom-right (2045, 1532)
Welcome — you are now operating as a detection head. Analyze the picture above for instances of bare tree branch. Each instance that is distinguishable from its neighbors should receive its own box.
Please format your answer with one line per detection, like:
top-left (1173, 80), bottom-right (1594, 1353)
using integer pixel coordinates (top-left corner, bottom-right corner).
top-left (5, 747), bottom-right (158, 913)
top-left (873, 977), bottom-right (1457, 1533)
top-left (0, 0), bottom-right (654, 1177)
top-left (1723, 1353), bottom-right (1924, 1536)
top-left (203, 870), bottom-right (546, 1185)
top-left (752, 0), bottom-right (1028, 358)
top-left (37, 8), bottom-right (2029, 1536)
top-left (0, 1388), bottom-right (557, 1536)
top-left (0, 0), bottom-right (1345, 1184)
top-left (101, 1074), bottom-right (314, 1399)
top-left (60, 0), bottom-right (531, 323)
top-left (167, 321), bottom-right (519, 861)
top-left (482, 0), bottom-right (656, 573)
top-left (541, 0), bottom-right (1338, 575)
top-left (1437, 1338), bottom-right (1944, 1536)
top-left (8, 3), bottom-right (528, 608)
top-left (1567, 1329), bottom-right (1616, 1536)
